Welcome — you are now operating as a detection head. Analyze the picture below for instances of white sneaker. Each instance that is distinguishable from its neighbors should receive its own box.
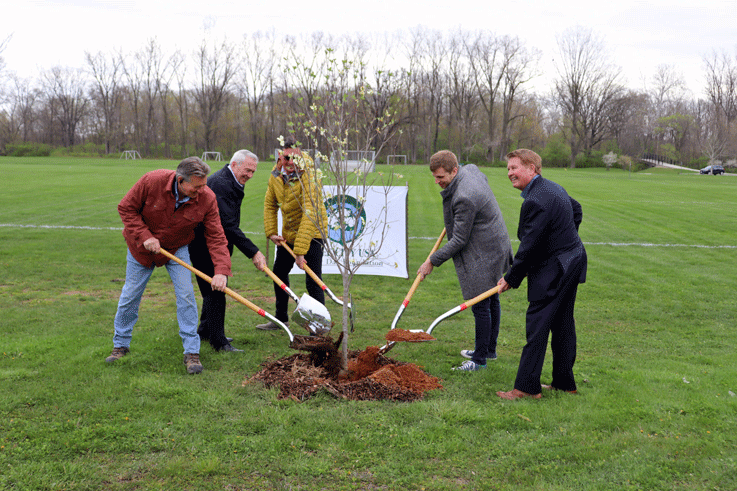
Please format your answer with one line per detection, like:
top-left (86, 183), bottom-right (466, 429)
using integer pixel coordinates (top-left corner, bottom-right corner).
top-left (460, 349), bottom-right (497, 360)
top-left (451, 360), bottom-right (486, 371)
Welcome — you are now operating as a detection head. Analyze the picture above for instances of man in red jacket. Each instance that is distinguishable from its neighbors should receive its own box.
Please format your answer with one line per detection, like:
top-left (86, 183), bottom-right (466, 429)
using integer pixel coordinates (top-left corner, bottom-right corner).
top-left (106, 157), bottom-right (231, 374)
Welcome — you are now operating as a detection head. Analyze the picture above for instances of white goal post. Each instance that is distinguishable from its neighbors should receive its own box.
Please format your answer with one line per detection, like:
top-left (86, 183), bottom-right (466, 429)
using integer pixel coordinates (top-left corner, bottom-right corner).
top-left (387, 154), bottom-right (407, 165)
top-left (331, 150), bottom-right (376, 173)
top-left (120, 150), bottom-right (142, 160)
top-left (201, 152), bottom-right (223, 161)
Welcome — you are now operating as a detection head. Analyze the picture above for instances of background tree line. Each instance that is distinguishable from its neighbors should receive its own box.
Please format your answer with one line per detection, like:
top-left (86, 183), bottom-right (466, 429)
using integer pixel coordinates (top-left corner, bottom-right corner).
top-left (1, 27), bottom-right (735, 169)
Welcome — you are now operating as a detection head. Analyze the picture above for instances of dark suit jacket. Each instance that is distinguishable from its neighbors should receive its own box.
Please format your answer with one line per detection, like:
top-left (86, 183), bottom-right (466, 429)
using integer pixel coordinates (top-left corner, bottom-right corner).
top-left (191, 164), bottom-right (259, 259)
top-left (504, 176), bottom-right (587, 302)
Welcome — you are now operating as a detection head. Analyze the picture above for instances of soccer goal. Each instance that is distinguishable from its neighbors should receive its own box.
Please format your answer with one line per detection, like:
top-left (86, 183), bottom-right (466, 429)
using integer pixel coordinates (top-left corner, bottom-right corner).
top-left (201, 152), bottom-right (223, 161)
top-left (120, 150), bottom-right (142, 160)
top-left (331, 150), bottom-right (376, 173)
top-left (387, 155), bottom-right (407, 166)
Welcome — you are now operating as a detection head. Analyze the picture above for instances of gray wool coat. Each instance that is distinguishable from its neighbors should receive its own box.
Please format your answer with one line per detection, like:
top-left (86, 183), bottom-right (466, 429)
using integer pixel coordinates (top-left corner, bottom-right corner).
top-left (430, 164), bottom-right (513, 300)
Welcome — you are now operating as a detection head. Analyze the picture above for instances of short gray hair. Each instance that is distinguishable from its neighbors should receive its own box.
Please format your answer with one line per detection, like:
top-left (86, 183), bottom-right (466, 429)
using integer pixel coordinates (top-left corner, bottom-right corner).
top-left (176, 157), bottom-right (210, 181)
top-left (231, 149), bottom-right (258, 165)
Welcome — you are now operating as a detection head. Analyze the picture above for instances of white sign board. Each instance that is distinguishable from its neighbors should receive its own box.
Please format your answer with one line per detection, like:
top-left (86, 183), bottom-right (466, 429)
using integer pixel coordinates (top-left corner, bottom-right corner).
top-left (278, 186), bottom-right (408, 278)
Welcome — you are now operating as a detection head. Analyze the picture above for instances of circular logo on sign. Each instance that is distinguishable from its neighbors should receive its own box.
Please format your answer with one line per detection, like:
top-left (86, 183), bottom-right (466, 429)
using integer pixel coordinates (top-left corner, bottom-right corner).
top-left (324, 195), bottom-right (367, 245)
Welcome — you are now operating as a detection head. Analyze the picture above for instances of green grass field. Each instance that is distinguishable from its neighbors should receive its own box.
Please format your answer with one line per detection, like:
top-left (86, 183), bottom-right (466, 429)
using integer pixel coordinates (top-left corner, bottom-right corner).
top-left (1, 157), bottom-right (736, 490)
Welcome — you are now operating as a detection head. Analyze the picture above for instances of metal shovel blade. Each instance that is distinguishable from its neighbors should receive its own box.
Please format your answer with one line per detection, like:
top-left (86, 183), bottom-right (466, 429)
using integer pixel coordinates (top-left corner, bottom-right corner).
top-left (291, 293), bottom-right (332, 335)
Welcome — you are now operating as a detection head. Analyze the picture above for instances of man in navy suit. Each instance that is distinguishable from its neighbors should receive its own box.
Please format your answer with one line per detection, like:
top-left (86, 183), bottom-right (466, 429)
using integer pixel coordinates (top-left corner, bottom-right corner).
top-left (496, 149), bottom-right (587, 400)
top-left (189, 150), bottom-right (267, 352)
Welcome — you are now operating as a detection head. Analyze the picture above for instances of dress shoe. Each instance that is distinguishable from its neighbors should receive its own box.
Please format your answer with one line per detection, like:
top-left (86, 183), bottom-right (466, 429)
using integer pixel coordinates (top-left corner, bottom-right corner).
top-left (496, 388), bottom-right (542, 400)
top-left (256, 320), bottom-right (285, 331)
top-left (541, 384), bottom-right (577, 394)
top-left (200, 335), bottom-right (234, 343)
top-left (217, 344), bottom-right (243, 353)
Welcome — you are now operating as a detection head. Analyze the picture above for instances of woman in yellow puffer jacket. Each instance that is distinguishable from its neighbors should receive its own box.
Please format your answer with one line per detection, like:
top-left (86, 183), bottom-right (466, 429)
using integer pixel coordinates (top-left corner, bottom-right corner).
top-left (256, 143), bottom-right (328, 330)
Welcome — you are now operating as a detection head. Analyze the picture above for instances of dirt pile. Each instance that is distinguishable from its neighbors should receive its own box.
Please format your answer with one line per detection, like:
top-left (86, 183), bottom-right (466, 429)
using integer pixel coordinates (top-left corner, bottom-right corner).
top-left (245, 343), bottom-right (443, 402)
top-left (385, 328), bottom-right (436, 342)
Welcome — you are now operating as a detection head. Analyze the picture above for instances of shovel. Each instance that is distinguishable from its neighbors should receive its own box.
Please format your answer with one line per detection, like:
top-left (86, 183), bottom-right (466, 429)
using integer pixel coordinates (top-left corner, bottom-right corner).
top-left (379, 228), bottom-right (446, 355)
top-left (425, 285), bottom-right (501, 336)
top-left (280, 242), bottom-right (353, 332)
top-left (158, 248), bottom-right (294, 342)
top-left (262, 266), bottom-right (332, 335)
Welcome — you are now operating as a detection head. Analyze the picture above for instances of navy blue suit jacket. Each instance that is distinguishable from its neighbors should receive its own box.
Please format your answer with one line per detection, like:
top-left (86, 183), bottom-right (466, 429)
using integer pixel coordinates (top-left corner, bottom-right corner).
top-left (191, 164), bottom-right (259, 259)
top-left (504, 176), bottom-right (587, 302)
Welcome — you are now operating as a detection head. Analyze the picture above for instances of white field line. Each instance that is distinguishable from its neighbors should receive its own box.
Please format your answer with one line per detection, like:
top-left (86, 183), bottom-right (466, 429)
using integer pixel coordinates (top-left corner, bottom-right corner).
top-left (2, 224), bottom-right (734, 249)
top-left (1, 223), bottom-right (123, 231)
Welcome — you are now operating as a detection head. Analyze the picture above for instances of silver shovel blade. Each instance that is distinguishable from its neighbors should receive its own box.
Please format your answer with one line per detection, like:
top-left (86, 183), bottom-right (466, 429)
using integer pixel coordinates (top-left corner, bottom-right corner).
top-left (291, 293), bottom-right (332, 335)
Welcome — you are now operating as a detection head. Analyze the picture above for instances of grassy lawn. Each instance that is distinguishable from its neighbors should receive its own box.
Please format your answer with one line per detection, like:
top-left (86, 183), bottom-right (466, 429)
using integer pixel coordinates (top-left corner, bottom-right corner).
top-left (0, 157), bottom-right (736, 490)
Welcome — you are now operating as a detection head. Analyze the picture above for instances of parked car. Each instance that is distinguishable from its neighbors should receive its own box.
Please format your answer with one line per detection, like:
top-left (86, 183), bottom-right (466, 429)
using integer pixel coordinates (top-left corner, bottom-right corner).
top-left (700, 165), bottom-right (725, 175)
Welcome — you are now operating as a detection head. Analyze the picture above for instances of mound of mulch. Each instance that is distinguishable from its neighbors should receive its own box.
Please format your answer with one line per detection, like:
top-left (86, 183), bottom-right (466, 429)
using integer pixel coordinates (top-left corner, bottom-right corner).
top-left (244, 346), bottom-right (443, 402)
top-left (385, 328), bottom-right (436, 342)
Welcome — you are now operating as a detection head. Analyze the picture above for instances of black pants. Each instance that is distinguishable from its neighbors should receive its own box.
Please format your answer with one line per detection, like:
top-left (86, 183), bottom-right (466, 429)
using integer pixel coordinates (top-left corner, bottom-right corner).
top-left (513, 267), bottom-right (582, 394)
top-left (272, 239), bottom-right (325, 322)
top-left (190, 244), bottom-right (232, 350)
top-left (470, 293), bottom-right (501, 365)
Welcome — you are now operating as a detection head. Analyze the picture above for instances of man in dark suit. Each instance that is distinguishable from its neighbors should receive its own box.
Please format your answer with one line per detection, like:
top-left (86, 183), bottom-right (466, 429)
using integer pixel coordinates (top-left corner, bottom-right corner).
top-left (189, 150), bottom-right (267, 352)
top-left (496, 149), bottom-right (587, 400)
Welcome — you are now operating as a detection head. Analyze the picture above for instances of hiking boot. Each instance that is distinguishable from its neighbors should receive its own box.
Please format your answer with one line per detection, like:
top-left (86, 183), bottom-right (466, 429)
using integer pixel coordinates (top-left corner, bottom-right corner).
top-left (105, 347), bottom-right (130, 363)
top-left (451, 360), bottom-right (486, 371)
top-left (183, 353), bottom-right (204, 374)
top-left (255, 320), bottom-right (286, 331)
top-left (460, 349), bottom-right (497, 360)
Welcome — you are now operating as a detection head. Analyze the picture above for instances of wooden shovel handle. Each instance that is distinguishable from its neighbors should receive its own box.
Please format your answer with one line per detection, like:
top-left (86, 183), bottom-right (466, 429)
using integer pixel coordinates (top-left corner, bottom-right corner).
top-left (280, 242), bottom-right (326, 288)
top-left (262, 266), bottom-right (286, 288)
top-left (404, 228), bottom-right (446, 302)
top-left (462, 285), bottom-right (501, 310)
top-left (158, 248), bottom-right (264, 315)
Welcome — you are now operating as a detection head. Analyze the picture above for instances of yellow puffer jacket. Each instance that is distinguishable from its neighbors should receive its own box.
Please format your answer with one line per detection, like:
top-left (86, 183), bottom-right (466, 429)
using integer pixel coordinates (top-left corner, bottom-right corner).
top-left (263, 154), bottom-right (328, 255)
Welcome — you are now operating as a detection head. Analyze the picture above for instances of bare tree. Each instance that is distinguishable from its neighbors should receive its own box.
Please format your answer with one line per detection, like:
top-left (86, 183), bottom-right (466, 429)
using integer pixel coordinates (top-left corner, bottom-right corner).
top-left (41, 66), bottom-right (89, 147)
top-left (498, 35), bottom-right (540, 160)
top-left (401, 29), bottom-right (426, 163)
top-left (239, 30), bottom-right (277, 158)
top-left (419, 29), bottom-right (447, 157)
top-left (446, 30), bottom-right (478, 159)
top-left (192, 37), bottom-right (239, 152)
top-left (157, 51), bottom-right (181, 159)
top-left (606, 90), bottom-right (650, 157)
top-left (703, 49), bottom-right (737, 154)
top-left (137, 39), bottom-right (166, 155)
top-left (85, 50), bottom-right (124, 154)
top-left (0, 34), bottom-right (9, 75)
top-left (650, 64), bottom-right (687, 118)
top-left (359, 33), bottom-right (405, 157)
top-left (466, 30), bottom-right (504, 160)
top-left (170, 50), bottom-right (191, 157)
top-left (553, 27), bottom-right (624, 167)
top-left (2, 75), bottom-right (41, 143)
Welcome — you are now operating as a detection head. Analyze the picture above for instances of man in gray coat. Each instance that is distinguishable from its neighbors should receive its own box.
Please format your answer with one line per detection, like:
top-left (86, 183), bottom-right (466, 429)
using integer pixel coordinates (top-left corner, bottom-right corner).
top-left (419, 150), bottom-right (513, 371)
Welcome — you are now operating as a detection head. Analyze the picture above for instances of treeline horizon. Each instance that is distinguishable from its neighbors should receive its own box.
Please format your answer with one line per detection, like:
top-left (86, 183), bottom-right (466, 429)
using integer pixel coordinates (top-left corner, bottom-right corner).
top-left (1, 27), bottom-right (735, 168)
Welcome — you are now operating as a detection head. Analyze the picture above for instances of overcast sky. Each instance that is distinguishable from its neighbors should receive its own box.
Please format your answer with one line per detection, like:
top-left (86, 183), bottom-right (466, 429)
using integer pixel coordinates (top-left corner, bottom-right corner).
top-left (3, 0), bottom-right (736, 98)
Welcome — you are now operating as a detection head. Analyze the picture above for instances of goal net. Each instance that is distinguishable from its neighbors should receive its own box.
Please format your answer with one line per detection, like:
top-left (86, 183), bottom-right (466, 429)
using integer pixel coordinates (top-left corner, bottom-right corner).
top-left (330, 150), bottom-right (376, 173)
top-left (120, 150), bottom-right (142, 160)
top-left (387, 155), bottom-right (407, 165)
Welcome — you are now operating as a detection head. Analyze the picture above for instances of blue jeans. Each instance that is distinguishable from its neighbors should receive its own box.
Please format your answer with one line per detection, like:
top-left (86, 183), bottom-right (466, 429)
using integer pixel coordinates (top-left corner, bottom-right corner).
top-left (113, 247), bottom-right (200, 354)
